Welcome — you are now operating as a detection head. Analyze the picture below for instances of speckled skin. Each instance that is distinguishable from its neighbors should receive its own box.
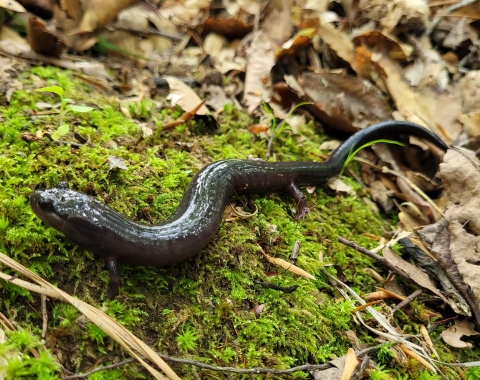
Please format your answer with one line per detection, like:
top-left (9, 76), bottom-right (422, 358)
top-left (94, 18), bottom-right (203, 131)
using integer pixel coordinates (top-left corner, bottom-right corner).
top-left (30, 121), bottom-right (448, 296)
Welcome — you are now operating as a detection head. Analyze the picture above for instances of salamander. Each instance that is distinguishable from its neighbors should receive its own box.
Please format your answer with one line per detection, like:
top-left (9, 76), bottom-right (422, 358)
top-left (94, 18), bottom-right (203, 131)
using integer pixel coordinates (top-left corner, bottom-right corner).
top-left (30, 121), bottom-right (448, 297)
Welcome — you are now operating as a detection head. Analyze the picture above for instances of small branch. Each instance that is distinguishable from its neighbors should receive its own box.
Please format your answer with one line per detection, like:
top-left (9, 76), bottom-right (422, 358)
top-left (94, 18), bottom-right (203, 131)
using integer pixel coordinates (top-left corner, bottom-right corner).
top-left (391, 289), bottom-right (423, 314)
top-left (337, 236), bottom-right (410, 279)
top-left (60, 359), bottom-right (137, 379)
top-left (60, 345), bottom-right (384, 379)
top-left (41, 294), bottom-right (48, 340)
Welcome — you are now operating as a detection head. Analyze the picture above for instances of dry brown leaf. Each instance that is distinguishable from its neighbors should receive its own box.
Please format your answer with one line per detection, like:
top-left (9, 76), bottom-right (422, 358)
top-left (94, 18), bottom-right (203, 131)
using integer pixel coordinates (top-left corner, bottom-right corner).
top-left (317, 18), bottom-right (356, 69)
top-left (164, 76), bottom-right (209, 115)
top-left (340, 348), bottom-right (358, 380)
top-left (276, 29), bottom-right (316, 59)
top-left (74, 0), bottom-right (140, 34)
top-left (352, 30), bottom-right (412, 60)
top-left (440, 149), bottom-right (480, 234)
top-left (203, 18), bottom-right (253, 39)
top-left (396, 177), bottom-right (439, 223)
top-left (443, 17), bottom-right (477, 48)
top-left (450, 1), bottom-right (480, 19)
top-left (382, 247), bottom-right (450, 304)
top-left (377, 55), bottom-right (462, 141)
top-left (441, 319), bottom-right (479, 348)
top-left (364, 0), bottom-right (429, 32)
top-left (262, 0), bottom-right (294, 48)
top-left (243, 32), bottom-right (275, 113)
top-left (0, 0), bottom-right (26, 12)
top-left (398, 210), bottom-right (424, 230)
top-left (370, 180), bottom-right (394, 213)
top-left (205, 85), bottom-right (234, 111)
top-left (300, 72), bottom-right (391, 133)
top-left (327, 177), bottom-right (355, 196)
top-left (0, 25), bottom-right (31, 55)
top-left (312, 355), bottom-right (345, 380)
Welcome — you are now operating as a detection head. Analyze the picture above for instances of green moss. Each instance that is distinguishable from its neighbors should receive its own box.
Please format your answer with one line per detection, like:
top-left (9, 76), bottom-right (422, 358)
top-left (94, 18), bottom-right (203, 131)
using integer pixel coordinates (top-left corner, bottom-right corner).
top-left (0, 329), bottom-right (59, 379)
top-left (0, 66), bottom-right (476, 379)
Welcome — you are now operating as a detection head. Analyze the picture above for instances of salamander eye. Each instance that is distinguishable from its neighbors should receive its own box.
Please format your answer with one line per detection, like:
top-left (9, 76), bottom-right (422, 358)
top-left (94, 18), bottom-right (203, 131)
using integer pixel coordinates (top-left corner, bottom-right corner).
top-left (37, 198), bottom-right (52, 211)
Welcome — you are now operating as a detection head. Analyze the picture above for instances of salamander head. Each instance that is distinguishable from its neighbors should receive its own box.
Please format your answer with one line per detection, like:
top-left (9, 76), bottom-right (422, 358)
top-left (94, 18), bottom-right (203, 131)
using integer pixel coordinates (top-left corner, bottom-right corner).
top-left (30, 182), bottom-right (98, 233)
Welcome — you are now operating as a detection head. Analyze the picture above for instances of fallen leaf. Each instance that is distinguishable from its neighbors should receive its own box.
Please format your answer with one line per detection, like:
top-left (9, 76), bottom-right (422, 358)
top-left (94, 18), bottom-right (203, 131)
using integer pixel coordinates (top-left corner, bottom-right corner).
top-left (164, 76), bottom-right (209, 115)
top-left (327, 177), bottom-right (355, 196)
top-left (300, 72), bottom-right (391, 133)
top-left (74, 0), bottom-right (140, 34)
top-left (243, 32), bottom-right (275, 113)
top-left (365, 0), bottom-right (429, 32)
top-left (108, 156), bottom-right (128, 171)
top-left (382, 247), bottom-right (450, 305)
top-left (0, 0), bottom-right (26, 12)
top-left (441, 320), bottom-right (479, 348)
top-left (251, 303), bottom-right (266, 318)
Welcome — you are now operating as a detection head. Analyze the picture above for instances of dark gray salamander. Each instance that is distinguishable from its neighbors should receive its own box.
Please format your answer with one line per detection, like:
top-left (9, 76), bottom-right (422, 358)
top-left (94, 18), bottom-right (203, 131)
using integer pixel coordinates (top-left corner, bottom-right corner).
top-left (30, 121), bottom-right (448, 297)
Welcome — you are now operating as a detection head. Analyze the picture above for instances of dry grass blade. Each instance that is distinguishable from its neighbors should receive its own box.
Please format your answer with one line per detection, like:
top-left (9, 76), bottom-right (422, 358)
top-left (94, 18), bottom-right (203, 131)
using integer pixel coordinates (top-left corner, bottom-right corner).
top-left (0, 251), bottom-right (180, 380)
top-left (323, 268), bottom-right (442, 374)
top-left (258, 245), bottom-right (315, 280)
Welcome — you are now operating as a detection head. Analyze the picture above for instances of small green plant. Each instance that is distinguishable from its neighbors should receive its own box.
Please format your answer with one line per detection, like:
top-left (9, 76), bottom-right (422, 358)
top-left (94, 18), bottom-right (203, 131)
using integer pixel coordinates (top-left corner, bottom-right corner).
top-left (341, 139), bottom-right (404, 175)
top-left (376, 342), bottom-right (396, 365)
top-left (86, 323), bottom-right (108, 354)
top-left (369, 366), bottom-right (393, 380)
top-left (53, 304), bottom-right (79, 328)
top-left (0, 330), bottom-right (60, 379)
top-left (36, 85), bottom-right (93, 140)
top-left (416, 371), bottom-right (441, 380)
top-left (176, 325), bottom-right (199, 353)
top-left (466, 366), bottom-right (480, 380)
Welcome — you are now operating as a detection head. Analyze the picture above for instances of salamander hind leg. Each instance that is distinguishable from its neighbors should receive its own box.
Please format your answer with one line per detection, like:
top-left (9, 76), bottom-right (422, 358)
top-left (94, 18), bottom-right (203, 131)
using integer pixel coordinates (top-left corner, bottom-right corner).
top-left (106, 258), bottom-right (121, 299)
top-left (286, 182), bottom-right (309, 219)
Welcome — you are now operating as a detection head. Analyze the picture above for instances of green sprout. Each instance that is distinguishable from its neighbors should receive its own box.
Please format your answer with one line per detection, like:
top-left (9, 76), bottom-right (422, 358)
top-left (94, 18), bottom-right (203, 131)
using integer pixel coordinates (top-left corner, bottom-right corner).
top-left (36, 85), bottom-right (93, 140)
top-left (340, 139), bottom-right (404, 175)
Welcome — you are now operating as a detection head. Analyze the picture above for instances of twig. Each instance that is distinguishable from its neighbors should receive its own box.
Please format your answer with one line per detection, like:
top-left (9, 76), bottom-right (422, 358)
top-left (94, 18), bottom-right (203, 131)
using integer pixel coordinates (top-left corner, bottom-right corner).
top-left (425, 0), bottom-right (478, 35)
top-left (60, 359), bottom-right (137, 379)
top-left (337, 236), bottom-right (410, 279)
top-left (391, 289), bottom-right (423, 314)
top-left (60, 345), bottom-right (384, 379)
top-left (41, 294), bottom-right (48, 340)
top-left (0, 311), bottom-right (15, 331)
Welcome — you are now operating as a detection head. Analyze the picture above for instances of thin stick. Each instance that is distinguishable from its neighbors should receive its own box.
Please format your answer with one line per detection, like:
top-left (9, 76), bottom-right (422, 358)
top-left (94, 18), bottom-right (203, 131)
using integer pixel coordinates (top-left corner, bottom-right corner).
top-left (60, 345), bottom-right (385, 379)
top-left (41, 294), bottom-right (48, 339)
top-left (391, 289), bottom-right (423, 314)
top-left (337, 236), bottom-right (410, 279)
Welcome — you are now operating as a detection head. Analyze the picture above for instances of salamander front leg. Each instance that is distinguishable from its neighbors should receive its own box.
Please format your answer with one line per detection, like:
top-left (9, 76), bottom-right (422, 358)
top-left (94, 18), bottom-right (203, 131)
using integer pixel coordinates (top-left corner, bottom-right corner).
top-left (286, 182), bottom-right (309, 219)
top-left (106, 258), bottom-right (120, 299)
